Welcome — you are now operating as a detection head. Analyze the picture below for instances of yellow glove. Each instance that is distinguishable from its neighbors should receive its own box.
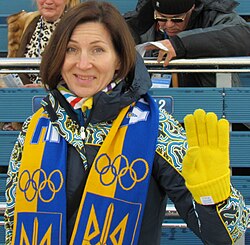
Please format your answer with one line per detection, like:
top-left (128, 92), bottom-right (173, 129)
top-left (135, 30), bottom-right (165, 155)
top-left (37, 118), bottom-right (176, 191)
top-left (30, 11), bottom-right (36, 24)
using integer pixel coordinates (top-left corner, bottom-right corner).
top-left (182, 109), bottom-right (230, 205)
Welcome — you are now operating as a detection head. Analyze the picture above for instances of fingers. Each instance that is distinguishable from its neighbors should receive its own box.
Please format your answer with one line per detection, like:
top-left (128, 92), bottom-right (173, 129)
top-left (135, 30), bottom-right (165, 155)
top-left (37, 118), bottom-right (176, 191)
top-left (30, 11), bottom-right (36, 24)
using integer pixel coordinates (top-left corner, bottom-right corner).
top-left (218, 118), bottom-right (229, 151)
top-left (184, 109), bottom-right (207, 147)
top-left (23, 84), bottom-right (43, 88)
top-left (163, 53), bottom-right (171, 67)
top-left (206, 112), bottom-right (218, 147)
top-left (184, 109), bottom-right (229, 148)
top-left (204, 112), bottom-right (229, 150)
top-left (157, 50), bottom-right (170, 66)
top-left (194, 109), bottom-right (207, 146)
top-left (184, 113), bottom-right (198, 147)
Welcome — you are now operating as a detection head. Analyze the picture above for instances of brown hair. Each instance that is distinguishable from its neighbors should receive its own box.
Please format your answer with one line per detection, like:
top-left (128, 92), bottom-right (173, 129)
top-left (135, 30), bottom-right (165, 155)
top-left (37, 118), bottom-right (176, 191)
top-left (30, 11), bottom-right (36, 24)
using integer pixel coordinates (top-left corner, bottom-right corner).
top-left (40, 0), bottom-right (136, 90)
top-left (66, 0), bottom-right (80, 10)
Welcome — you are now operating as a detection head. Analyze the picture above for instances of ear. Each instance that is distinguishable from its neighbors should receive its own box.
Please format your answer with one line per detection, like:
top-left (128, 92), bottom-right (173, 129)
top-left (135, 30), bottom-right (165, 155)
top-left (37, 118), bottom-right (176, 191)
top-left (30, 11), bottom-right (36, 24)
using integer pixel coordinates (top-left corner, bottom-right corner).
top-left (115, 58), bottom-right (121, 71)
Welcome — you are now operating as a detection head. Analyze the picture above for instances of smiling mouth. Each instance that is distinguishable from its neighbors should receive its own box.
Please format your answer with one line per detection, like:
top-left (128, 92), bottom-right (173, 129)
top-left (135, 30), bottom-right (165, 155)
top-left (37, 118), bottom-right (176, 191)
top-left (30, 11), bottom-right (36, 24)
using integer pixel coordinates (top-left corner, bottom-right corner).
top-left (76, 74), bottom-right (96, 81)
top-left (43, 8), bottom-right (54, 11)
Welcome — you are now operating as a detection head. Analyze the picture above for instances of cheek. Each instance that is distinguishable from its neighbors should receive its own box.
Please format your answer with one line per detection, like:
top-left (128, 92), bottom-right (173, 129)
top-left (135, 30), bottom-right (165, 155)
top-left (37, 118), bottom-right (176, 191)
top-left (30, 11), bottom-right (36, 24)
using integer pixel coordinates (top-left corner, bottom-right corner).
top-left (62, 58), bottom-right (73, 71)
top-left (61, 63), bottom-right (67, 75)
top-left (178, 22), bottom-right (187, 30)
top-left (37, 3), bottom-right (43, 11)
top-left (158, 22), bottom-right (164, 28)
top-left (61, 62), bottom-right (71, 79)
top-left (103, 65), bottom-right (116, 80)
top-left (56, 0), bottom-right (66, 8)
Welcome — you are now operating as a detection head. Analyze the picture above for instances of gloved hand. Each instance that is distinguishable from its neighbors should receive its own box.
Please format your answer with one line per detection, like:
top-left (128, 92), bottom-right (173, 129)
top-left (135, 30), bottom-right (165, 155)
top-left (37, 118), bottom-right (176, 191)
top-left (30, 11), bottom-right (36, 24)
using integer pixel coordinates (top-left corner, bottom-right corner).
top-left (182, 109), bottom-right (231, 205)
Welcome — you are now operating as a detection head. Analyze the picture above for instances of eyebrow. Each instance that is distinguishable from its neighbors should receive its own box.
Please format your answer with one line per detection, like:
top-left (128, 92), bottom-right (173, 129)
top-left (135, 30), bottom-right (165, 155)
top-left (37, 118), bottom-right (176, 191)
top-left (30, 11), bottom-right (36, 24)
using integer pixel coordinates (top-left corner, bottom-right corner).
top-left (68, 39), bottom-right (108, 46)
top-left (155, 11), bottom-right (184, 18)
top-left (158, 13), bottom-right (183, 18)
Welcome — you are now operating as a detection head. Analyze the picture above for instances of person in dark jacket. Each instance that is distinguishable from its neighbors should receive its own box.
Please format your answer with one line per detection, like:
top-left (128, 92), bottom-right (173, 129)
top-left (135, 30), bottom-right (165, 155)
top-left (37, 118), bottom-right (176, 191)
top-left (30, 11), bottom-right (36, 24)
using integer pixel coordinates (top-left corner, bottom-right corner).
top-left (126, 0), bottom-right (250, 87)
top-left (4, 1), bottom-right (249, 244)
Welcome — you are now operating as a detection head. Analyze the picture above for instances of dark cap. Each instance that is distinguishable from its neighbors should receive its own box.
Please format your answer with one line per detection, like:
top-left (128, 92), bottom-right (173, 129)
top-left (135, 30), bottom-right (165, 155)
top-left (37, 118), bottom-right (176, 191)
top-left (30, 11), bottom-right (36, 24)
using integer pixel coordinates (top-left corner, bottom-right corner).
top-left (152, 0), bottom-right (195, 14)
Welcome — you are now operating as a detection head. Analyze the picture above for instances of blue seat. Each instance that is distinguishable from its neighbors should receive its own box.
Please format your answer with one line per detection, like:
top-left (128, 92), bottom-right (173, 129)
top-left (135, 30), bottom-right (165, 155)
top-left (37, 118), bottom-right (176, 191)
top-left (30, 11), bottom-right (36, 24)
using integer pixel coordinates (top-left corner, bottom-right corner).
top-left (223, 87), bottom-right (250, 123)
top-left (231, 176), bottom-right (250, 203)
top-left (0, 23), bottom-right (7, 54)
top-left (0, 174), bottom-right (7, 202)
top-left (0, 174), bottom-right (6, 244)
top-left (0, 216), bottom-right (5, 245)
top-left (0, 88), bottom-right (47, 167)
top-left (161, 225), bottom-right (203, 245)
top-left (236, 0), bottom-right (250, 16)
top-left (150, 87), bottom-right (223, 122)
top-left (239, 73), bottom-right (250, 87)
top-left (0, 88), bottom-right (47, 122)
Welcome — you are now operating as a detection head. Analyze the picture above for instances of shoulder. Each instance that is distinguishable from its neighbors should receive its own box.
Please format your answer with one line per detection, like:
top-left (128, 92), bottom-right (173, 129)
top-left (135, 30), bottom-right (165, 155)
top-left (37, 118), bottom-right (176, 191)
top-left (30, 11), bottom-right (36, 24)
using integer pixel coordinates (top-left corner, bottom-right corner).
top-left (156, 109), bottom-right (187, 171)
top-left (158, 109), bottom-right (185, 136)
top-left (7, 10), bottom-right (40, 30)
top-left (7, 10), bottom-right (40, 57)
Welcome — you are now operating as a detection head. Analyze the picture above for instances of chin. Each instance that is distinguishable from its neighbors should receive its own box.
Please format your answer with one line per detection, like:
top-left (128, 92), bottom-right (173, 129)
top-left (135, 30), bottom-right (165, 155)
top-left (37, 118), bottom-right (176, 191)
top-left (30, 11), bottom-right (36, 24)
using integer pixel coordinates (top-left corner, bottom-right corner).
top-left (166, 32), bottom-right (176, 37)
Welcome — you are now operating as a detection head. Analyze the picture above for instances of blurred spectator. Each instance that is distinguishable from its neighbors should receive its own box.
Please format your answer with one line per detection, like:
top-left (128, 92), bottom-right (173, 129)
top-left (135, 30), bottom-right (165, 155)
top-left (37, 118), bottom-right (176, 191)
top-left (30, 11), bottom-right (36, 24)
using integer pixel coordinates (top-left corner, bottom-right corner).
top-left (7, 0), bottom-right (80, 86)
top-left (126, 0), bottom-right (250, 87)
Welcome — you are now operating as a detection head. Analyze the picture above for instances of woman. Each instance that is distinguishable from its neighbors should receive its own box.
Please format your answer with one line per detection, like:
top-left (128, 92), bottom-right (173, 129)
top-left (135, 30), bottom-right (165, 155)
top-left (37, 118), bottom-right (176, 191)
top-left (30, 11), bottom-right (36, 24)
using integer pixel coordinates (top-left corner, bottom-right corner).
top-left (7, 0), bottom-right (79, 86)
top-left (4, 1), bottom-right (249, 244)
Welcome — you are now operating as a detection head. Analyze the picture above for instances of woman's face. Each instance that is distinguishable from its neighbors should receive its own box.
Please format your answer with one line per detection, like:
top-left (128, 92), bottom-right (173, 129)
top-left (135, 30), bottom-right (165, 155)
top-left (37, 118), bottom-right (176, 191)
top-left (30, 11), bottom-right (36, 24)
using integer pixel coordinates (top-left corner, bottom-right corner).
top-left (62, 22), bottom-right (121, 98)
top-left (37, 0), bottom-right (66, 22)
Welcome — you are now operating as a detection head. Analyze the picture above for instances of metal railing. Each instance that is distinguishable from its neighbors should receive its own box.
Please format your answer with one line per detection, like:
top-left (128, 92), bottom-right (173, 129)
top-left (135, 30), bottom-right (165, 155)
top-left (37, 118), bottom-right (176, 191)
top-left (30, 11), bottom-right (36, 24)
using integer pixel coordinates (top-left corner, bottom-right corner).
top-left (1, 56), bottom-right (250, 73)
top-left (1, 56), bottom-right (250, 88)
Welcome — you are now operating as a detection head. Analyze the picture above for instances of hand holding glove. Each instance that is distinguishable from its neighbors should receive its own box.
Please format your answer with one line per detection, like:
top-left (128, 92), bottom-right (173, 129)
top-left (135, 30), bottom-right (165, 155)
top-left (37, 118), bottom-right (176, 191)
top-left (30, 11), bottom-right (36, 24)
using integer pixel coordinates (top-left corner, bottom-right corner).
top-left (182, 109), bottom-right (230, 205)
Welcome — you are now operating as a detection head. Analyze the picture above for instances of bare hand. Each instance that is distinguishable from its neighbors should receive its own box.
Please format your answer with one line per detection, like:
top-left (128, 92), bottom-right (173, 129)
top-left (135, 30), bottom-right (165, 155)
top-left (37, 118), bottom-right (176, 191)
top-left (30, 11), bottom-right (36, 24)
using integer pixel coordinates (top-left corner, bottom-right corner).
top-left (22, 83), bottom-right (43, 88)
top-left (145, 40), bottom-right (176, 66)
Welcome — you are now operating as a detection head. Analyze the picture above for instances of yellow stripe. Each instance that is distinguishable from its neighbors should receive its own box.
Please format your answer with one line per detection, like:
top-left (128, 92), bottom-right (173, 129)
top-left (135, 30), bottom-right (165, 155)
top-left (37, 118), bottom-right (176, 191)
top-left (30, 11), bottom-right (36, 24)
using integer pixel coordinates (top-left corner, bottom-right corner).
top-left (85, 125), bottom-right (127, 196)
top-left (81, 97), bottom-right (93, 111)
top-left (12, 108), bottom-right (47, 244)
top-left (70, 104), bottom-right (131, 244)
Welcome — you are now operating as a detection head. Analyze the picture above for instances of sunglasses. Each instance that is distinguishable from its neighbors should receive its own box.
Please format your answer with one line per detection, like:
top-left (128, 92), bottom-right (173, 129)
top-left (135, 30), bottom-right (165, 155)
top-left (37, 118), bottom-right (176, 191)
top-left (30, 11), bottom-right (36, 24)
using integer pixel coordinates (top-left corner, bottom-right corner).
top-left (154, 12), bottom-right (187, 23)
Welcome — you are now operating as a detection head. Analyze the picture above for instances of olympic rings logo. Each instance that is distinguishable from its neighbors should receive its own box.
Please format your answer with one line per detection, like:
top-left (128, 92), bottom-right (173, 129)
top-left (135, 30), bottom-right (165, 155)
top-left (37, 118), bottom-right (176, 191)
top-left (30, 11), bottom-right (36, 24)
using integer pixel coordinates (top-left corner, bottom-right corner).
top-left (18, 169), bottom-right (64, 203)
top-left (95, 154), bottom-right (149, 191)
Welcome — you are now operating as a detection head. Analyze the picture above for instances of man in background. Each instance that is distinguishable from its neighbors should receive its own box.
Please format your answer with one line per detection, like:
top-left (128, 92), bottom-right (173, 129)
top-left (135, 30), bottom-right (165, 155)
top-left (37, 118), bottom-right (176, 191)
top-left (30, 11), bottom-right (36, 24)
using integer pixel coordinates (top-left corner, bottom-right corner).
top-left (126, 0), bottom-right (250, 87)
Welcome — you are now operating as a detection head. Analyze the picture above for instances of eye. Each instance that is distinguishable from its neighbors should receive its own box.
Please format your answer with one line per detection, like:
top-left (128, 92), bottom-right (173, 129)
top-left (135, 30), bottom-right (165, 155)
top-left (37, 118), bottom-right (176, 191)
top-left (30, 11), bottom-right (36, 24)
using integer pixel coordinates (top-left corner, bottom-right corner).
top-left (66, 46), bottom-right (78, 54)
top-left (93, 47), bottom-right (104, 54)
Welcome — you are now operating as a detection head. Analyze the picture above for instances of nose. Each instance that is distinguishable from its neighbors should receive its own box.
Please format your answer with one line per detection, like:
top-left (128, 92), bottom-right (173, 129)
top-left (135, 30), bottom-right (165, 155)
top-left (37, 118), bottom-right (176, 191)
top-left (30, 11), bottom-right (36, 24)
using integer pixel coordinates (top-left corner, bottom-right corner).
top-left (162, 20), bottom-right (175, 28)
top-left (43, 0), bottom-right (53, 5)
top-left (76, 52), bottom-right (93, 70)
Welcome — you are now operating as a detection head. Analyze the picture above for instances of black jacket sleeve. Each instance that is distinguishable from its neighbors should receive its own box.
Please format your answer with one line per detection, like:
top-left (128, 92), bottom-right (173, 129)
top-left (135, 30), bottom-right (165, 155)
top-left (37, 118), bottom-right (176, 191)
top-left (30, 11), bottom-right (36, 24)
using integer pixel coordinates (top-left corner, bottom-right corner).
top-left (171, 13), bottom-right (250, 58)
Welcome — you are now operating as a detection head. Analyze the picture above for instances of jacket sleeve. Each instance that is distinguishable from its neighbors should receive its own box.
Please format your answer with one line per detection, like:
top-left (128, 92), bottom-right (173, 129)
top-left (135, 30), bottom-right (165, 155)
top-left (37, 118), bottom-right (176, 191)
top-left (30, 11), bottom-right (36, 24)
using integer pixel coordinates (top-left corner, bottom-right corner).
top-left (125, 0), bottom-right (155, 44)
top-left (4, 117), bottom-right (31, 245)
top-left (155, 110), bottom-right (249, 244)
top-left (171, 12), bottom-right (250, 58)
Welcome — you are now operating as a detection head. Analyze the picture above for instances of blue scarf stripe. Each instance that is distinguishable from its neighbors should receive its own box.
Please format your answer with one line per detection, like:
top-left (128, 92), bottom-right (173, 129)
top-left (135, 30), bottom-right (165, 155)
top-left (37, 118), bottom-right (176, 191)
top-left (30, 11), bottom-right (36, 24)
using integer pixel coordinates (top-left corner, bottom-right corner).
top-left (72, 95), bottom-right (159, 244)
top-left (14, 119), bottom-right (68, 245)
top-left (115, 94), bottom-right (159, 244)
